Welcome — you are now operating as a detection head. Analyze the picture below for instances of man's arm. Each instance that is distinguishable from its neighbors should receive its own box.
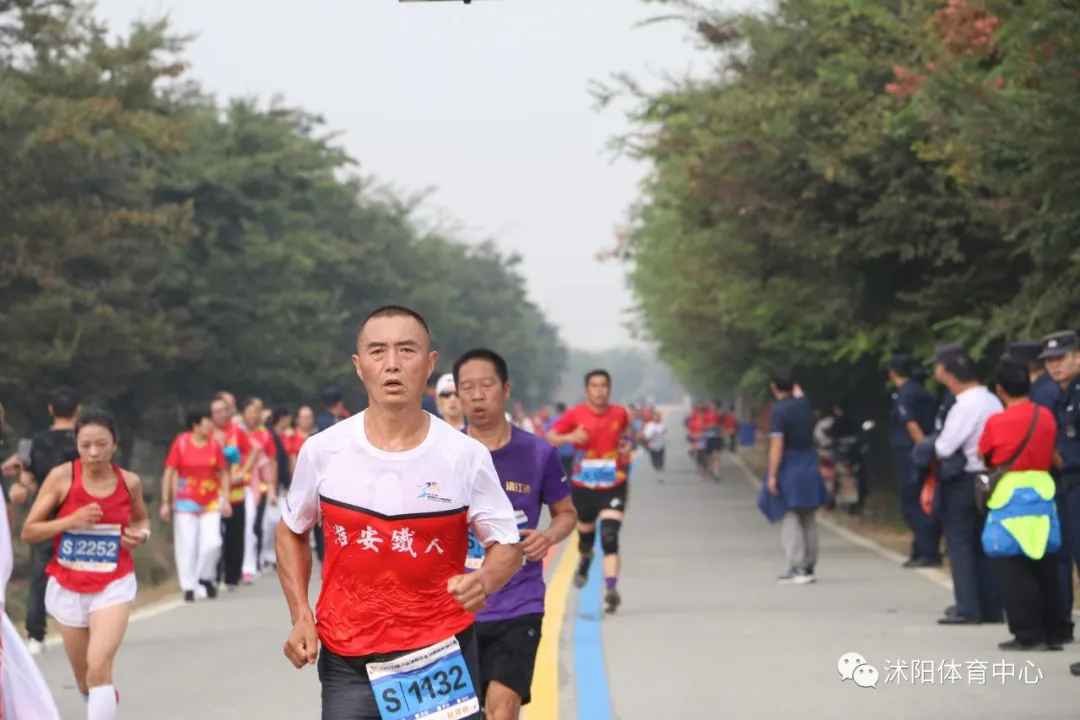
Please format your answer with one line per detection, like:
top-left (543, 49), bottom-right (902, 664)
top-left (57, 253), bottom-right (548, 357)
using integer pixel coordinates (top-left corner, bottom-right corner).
top-left (519, 449), bottom-right (578, 562)
top-left (545, 408), bottom-right (583, 447)
top-left (766, 406), bottom-right (784, 489)
top-left (276, 521), bottom-right (314, 624)
top-left (543, 496), bottom-right (577, 545)
top-left (934, 402), bottom-right (972, 459)
top-left (276, 444), bottom-right (319, 625)
top-left (468, 453), bottom-right (523, 596)
top-left (767, 435), bottom-right (784, 484)
top-left (905, 420), bottom-right (926, 445)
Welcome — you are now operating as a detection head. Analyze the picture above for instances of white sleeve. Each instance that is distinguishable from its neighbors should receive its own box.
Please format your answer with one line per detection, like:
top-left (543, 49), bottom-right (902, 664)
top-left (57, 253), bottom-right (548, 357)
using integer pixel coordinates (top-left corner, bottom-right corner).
top-left (467, 450), bottom-right (520, 548)
top-left (935, 402), bottom-right (973, 460)
top-left (281, 441), bottom-right (321, 534)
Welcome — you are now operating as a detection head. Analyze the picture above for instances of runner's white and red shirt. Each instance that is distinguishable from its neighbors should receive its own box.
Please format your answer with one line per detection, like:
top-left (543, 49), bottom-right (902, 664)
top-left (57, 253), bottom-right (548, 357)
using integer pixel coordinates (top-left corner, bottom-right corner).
top-left (281, 412), bottom-right (519, 657)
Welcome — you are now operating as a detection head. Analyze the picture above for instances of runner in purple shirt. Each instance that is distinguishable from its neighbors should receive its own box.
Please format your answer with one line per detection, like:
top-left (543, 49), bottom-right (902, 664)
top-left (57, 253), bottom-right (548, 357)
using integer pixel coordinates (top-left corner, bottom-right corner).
top-left (453, 348), bottom-right (577, 720)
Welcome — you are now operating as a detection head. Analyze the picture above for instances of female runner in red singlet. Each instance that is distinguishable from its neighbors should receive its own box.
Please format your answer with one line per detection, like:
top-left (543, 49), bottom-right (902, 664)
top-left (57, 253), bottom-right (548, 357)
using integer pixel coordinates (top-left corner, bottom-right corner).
top-left (21, 408), bottom-right (150, 720)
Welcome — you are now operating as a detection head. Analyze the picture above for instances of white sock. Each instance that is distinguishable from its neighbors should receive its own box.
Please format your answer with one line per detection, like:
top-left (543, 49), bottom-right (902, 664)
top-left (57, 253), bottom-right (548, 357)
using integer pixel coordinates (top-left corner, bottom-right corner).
top-left (87, 685), bottom-right (117, 720)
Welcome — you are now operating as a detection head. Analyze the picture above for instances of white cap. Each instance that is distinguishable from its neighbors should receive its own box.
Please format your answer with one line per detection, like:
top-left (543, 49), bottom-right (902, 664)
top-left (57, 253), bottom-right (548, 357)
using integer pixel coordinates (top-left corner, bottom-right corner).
top-left (435, 373), bottom-right (456, 396)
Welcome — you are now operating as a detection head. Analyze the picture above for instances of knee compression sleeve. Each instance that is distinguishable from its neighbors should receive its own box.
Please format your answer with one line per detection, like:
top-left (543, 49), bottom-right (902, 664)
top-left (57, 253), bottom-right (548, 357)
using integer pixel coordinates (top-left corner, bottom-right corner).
top-left (577, 530), bottom-right (596, 555)
top-left (599, 519), bottom-right (622, 555)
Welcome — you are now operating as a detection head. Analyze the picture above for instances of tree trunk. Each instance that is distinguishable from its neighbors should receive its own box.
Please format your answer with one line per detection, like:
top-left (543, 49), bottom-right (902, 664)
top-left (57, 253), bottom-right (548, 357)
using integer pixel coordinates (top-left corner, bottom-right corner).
top-left (112, 389), bottom-right (139, 469)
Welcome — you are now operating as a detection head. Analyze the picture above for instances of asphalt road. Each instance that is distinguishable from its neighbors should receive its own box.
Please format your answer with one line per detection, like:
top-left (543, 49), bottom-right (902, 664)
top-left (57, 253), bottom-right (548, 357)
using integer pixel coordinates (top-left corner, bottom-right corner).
top-left (31, 428), bottom-right (1077, 718)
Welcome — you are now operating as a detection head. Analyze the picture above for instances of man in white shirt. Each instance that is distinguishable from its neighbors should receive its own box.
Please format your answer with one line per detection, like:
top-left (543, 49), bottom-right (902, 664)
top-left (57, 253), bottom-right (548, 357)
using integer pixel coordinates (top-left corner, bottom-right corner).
top-left (275, 305), bottom-right (522, 720)
top-left (641, 413), bottom-right (668, 483)
top-left (933, 352), bottom-right (1004, 626)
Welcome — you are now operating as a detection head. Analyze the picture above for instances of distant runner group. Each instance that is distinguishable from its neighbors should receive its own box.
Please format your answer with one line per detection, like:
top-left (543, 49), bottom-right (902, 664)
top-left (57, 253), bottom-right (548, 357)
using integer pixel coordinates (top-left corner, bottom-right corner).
top-left (1, 304), bottom-right (657, 720)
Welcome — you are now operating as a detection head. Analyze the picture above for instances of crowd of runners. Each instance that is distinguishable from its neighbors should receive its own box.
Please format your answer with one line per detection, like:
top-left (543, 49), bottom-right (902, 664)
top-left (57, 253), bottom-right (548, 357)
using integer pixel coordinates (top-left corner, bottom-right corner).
top-left (0, 304), bottom-right (669, 720)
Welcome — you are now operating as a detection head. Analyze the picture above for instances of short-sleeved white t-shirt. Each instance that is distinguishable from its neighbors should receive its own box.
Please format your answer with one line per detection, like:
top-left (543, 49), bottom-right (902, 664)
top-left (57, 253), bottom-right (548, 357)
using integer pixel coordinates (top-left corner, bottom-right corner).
top-left (282, 411), bottom-right (518, 548)
top-left (280, 411), bottom-right (521, 656)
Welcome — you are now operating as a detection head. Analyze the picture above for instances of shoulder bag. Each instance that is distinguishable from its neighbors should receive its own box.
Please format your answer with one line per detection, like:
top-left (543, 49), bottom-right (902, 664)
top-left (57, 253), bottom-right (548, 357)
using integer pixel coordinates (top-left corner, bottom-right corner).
top-left (975, 406), bottom-right (1039, 514)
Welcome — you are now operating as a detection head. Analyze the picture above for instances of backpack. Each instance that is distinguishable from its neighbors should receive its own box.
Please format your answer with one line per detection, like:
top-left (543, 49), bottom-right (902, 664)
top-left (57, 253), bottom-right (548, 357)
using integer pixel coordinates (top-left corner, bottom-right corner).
top-left (28, 429), bottom-right (78, 485)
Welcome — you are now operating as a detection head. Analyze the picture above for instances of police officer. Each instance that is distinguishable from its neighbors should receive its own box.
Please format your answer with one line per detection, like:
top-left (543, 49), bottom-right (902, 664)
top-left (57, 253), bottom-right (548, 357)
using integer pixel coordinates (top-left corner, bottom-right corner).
top-left (932, 345), bottom-right (965, 432)
top-left (1010, 340), bottom-right (1061, 409)
top-left (887, 355), bottom-right (940, 567)
top-left (1039, 331), bottom-right (1080, 666)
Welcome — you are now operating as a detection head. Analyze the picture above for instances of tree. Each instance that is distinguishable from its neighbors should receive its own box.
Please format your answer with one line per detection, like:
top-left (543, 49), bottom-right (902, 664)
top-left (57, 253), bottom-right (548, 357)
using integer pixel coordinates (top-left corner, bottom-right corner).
top-left (600, 0), bottom-right (1073, 414)
top-left (0, 2), bottom-right (567, 462)
top-left (0, 6), bottom-right (194, 460)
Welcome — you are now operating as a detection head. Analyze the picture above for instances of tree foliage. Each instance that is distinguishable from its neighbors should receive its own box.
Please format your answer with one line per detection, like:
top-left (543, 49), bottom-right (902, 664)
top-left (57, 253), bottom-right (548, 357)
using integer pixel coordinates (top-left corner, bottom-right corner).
top-left (0, 1), bottom-right (565, 461)
top-left (557, 347), bottom-right (685, 405)
top-left (600, 0), bottom-right (1080, 410)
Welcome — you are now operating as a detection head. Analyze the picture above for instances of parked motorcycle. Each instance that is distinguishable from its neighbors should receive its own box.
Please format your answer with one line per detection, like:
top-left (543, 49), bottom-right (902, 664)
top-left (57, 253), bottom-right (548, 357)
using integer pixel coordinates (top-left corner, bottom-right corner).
top-left (829, 419), bottom-right (874, 514)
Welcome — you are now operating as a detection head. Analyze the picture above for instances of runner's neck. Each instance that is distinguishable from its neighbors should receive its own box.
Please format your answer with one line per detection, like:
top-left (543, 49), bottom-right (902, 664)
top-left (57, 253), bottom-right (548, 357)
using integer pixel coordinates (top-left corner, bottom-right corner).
top-left (364, 405), bottom-right (430, 452)
top-left (587, 402), bottom-right (610, 415)
top-left (82, 462), bottom-right (115, 482)
top-left (468, 420), bottom-right (512, 452)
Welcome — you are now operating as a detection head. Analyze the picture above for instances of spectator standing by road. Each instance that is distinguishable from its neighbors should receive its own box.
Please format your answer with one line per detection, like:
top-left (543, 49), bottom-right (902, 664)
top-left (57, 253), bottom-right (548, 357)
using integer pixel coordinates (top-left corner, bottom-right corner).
top-left (887, 355), bottom-right (941, 568)
top-left (758, 375), bottom-right (829, 585)
top-left (978, 355), bottom-right (1067, 650)
top-left (933, 354), bottom-right (1003, 626)
top-left (7, 386), bottom-right (80, 654)
top-left (1009, 338), bottom-right (1071, 635)
top-left (1037, 330), bottom-right (1080, 674)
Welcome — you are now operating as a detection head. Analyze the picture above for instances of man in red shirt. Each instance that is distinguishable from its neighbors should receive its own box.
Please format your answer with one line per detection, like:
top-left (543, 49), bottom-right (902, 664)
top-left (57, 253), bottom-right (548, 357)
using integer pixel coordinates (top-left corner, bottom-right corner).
top-left (546, 369), bottom-right (632, 613)
top-left (685, 404), bottom-right (712, 480)
top-left (977, 355), bottom-right (1066, 650)
top-left (275, 305), bottom-right (522, 720)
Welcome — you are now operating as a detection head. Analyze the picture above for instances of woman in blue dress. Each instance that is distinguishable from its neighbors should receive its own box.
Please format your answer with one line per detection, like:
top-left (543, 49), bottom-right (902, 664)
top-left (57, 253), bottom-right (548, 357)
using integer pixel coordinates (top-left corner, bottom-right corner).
top-left (758, 374), bottom-right (830, 584)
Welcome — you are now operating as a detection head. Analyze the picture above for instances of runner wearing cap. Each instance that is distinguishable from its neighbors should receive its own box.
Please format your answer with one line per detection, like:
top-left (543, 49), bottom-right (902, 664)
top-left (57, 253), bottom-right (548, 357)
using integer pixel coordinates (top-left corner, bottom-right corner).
top-left (453, 348), bottom-right (577, 720)
top-left (276, 305), bottom-right (522, 719)
top-left (435, 373), bottom-right (466, 431)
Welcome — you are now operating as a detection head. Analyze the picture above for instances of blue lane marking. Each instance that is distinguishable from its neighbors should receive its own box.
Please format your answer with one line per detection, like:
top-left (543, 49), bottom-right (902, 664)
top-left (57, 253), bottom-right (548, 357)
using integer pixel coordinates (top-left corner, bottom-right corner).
top-left (574, 530), bottom-right (614, 720)
top-left (573, 448), bottom-right (642, 720)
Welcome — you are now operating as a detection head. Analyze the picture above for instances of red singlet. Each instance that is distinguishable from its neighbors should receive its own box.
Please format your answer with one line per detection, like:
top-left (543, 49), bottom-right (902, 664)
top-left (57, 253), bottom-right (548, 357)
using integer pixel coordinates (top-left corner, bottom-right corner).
top-left (550, 404), bottom-right (632, 489)
top-left (46, 460), bottom-right (134, 594)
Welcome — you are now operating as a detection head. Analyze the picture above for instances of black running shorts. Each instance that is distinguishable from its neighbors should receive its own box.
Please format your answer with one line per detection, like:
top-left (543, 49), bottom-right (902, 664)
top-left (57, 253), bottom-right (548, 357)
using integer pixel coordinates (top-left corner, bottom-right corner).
top-left (570, 483), bottom-right (628, 524)
top-left (475, 613), bottom-right (544, 705)
top-left (318, 626), bottom-right (481, 720)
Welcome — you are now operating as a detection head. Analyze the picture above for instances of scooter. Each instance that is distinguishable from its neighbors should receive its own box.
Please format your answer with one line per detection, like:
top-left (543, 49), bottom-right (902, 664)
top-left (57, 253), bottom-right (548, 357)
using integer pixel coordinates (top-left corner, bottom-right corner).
top-left (830, 420), bottom-right (875, 514)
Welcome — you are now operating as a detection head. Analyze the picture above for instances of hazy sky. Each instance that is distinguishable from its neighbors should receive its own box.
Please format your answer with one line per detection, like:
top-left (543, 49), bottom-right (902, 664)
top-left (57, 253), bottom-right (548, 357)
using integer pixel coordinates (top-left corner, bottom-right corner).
top-left (93, 0), bottom-right (712, 350)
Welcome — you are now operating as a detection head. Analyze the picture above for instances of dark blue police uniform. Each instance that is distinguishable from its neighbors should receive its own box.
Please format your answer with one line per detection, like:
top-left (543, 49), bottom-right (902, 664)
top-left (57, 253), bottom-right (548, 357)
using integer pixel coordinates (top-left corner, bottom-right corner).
top-left (1031, 373), bottom-right (1061, 410)
top-left (1011, 339), bottom-right (1062, 410)
top-left (888, 358), bottom-right (940, 565)
top-left (1038, 331), bottom-right (1080, 642)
